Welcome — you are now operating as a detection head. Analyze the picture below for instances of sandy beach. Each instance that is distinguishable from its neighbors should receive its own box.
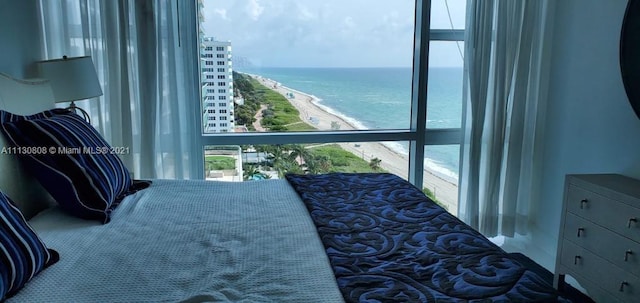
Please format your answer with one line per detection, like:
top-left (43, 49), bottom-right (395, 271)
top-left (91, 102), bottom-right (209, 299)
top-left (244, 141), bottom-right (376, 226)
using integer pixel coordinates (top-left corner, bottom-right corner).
top-left (250, 75), bottom-right (459, 213)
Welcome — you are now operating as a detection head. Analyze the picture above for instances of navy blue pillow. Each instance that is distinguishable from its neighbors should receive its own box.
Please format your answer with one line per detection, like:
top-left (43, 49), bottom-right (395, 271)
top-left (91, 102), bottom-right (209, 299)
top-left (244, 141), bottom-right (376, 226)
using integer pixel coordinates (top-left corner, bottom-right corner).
top-left (0, 108), bottom-right (67, 123)
top-left (0, 110), bottom-right (132, 223)
top-left (0, 191), bottom-right (59, 300)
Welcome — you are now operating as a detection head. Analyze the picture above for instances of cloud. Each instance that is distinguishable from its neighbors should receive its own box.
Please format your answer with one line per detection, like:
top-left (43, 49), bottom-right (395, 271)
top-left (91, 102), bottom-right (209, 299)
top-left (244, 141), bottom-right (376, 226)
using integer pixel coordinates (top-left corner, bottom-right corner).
top-left (213, 9), bottom-right (228, 20)
top-left (342, 16), bottom-right (355, 29)
top-left (245, 0), bottom-right (264, 21)
top-left (295, 4), bottom-right (316, 21)
top-left (201, 0), bottom-right (459, 67)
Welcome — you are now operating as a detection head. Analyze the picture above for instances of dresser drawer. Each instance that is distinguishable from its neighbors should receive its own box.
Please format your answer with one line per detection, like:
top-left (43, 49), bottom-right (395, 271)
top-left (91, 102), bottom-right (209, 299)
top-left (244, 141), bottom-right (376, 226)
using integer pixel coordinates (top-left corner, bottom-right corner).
top-left (560, 240), bottom-right (640, 302)
top-left (564, 212), bottom-right (640, 276)
top-left (566, 184), bottom-right (640, 242)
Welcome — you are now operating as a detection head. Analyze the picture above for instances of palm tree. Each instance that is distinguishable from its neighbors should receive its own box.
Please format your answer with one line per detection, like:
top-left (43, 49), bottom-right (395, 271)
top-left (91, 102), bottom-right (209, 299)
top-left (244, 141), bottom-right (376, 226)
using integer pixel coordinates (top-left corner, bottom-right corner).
top-left (288, 144), bottom-right (310, 167)
top-left (278, 160), bottom-right (304, 176)
top-left (315, 155), bottom-right (333, 173)
top-left (369, 157), bottom-right (382, 171)
top-left (304, 154), bottom-right (321, 174)
top-left (258, 145), bottom-right (297, 177)
top-left (243, 164), bottom-right (260, 180)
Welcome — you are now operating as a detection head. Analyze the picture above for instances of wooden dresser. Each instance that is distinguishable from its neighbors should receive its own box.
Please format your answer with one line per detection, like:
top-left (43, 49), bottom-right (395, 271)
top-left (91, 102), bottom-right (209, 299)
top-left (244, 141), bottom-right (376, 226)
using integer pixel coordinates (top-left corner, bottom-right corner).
top-left (554, 174), bottom-right (640, 302)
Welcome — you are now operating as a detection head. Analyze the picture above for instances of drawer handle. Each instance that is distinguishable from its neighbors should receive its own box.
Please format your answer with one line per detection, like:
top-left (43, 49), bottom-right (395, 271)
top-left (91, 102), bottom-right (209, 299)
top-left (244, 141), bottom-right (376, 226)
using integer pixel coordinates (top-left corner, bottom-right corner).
top-left (625, 250), bottom-right (633, 261)
top-left (629, 217), bottom-right (638, 228)
top-left (574, 255), bottom-right (581, 265)
top-left (620, 281), bottom-right (628, 292)
top-left (577, 227), bottom-right (584, 237)
top-left (579, 199), bottom-right (588, 209)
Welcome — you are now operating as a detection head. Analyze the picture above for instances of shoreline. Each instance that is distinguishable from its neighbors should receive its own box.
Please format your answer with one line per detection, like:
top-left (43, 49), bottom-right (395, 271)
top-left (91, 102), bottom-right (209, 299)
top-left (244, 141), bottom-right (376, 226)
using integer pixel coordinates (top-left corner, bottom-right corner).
top-left (246, 73), bottom-right (459, 213)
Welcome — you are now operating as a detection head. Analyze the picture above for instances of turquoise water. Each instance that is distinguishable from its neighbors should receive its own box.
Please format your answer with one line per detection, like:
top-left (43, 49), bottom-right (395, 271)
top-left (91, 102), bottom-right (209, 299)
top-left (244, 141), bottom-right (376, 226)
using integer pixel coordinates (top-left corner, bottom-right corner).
top-left (238, 67), bottom-right (463, 178)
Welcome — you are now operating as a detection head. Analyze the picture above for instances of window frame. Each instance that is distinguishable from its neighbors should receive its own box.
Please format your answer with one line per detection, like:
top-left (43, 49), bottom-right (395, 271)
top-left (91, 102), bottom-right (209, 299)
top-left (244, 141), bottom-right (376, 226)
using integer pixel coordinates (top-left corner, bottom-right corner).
top-left (196, 0), bottom-right (463, 190)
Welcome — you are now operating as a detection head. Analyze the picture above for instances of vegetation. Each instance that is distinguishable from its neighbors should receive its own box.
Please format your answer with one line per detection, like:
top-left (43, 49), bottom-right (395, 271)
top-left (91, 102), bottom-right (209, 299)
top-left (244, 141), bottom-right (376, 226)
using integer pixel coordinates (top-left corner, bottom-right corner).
top-left (243, 164), bottom-right (271, 180)
top-left (423, 187), bottom-right (447, 211)
top-left (309, 145), bottom-right (386, 174)
top-left (239, 144), bottom-right (387, 180)
top-left (232, 72), bottom-right (314, 131)
top-left (232, 72), bottom-right (260, 128)
top-left (369, 157), bottom-right (382, 171)
top-left (283, 121), bottom-right (316, 131)
top-left (232, 72), bottom-right (385, 179)
top-left (205, 155), bottom-right (235, 171)
top-left (248, 78), bottom-right (315, 131)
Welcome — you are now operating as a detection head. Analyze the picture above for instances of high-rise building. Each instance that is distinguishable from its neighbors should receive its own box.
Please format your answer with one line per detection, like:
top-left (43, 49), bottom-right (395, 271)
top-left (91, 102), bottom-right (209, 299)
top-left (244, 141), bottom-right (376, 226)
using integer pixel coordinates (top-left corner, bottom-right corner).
top-left (201, 38), bottom-right (234, 133)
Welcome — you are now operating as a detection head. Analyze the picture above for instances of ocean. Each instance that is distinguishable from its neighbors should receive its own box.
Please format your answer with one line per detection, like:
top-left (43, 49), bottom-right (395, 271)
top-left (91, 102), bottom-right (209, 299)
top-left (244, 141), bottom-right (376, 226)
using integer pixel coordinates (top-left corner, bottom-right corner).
top-left (238, 67), bottom-right (463, 180)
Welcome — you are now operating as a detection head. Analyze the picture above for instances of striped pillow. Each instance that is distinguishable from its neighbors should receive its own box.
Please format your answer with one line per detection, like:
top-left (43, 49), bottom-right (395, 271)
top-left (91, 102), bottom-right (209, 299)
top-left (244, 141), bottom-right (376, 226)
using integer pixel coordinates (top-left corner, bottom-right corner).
top-left (0, 108), bottom-right (68, 122)
top-left (0, 191), bottom-right (59, 299)
top-left (0, 110), bottom-right (132, 223)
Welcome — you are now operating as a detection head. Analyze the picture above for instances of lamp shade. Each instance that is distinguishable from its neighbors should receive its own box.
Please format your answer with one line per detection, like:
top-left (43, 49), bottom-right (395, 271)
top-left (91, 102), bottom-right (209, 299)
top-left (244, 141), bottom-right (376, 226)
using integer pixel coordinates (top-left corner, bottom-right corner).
top-left (37, 56), bottom-right (103, 103)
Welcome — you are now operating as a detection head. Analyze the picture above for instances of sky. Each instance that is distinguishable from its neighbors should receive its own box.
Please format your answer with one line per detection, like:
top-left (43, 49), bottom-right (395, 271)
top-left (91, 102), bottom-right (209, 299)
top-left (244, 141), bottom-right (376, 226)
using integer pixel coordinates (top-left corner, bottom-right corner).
top-left (202, 0), bottom-right (466, 68)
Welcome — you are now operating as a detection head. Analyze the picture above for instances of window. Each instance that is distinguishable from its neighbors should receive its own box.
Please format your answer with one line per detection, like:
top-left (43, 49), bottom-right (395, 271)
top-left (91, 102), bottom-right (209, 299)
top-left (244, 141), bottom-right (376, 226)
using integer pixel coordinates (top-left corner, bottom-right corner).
top-left (205, 142), bottom-right (409, 182)
top-left (206, 75), bottom-right (215, 79)
top-left (208, 116), bottom-right (216, 121)
top-left (206, 89), bottom-right (215, 94)
top-left (220, 116), bottom-right (227, 121)
top-left (218, 89), bottom-right (226, 93)
top-left (219, 96), bottom-right (226, 100)
top-left (217, 75), bottom-right (226, 79)
top-left (218, 82), bottom-right (226, 86)
top-left (218, 102), bottom-right (226, 107)
top-left (205, 60), bottom-right (213, 66)
top-left (219, 109), bottom-right (227, 114)
top-left (205, 46), bottom-right (213, 51)
top-left (217, 61), bottom-right (225, 66)
top-left (206, 102), bottom-right (215, 107)
top-left (217, 54), bottom-right (225, 58)
top-left (217, 68), bottom-right (225, 72)
top-left (216, 46), bottom-right (224, 51)
top-left (198, 0), bottom-right (466, 214)
top-left (208, 109), bottom-right (215, 114)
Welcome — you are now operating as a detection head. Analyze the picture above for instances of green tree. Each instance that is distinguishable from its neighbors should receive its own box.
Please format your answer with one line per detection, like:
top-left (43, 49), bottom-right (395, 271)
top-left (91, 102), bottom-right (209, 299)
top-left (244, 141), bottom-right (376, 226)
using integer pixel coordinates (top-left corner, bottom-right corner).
top-left (306, 154), bottom-right (332, 174)
top-left (243, 164), bottom-right (260, 181)
top-left (232, 72), bottom-right (262, 126)
top-left (288, 144), bottom-right (310, 166)
top-left (369, 157), bottom-right (382, 171)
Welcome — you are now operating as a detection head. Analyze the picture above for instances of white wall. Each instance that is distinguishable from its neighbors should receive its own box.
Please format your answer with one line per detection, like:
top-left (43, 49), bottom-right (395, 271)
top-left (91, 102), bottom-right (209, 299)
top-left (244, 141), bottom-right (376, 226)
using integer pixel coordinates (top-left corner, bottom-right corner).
top-left (0, 0), bottom-right (42, 78)
top-left (532, 0), bottom-right (640, 262)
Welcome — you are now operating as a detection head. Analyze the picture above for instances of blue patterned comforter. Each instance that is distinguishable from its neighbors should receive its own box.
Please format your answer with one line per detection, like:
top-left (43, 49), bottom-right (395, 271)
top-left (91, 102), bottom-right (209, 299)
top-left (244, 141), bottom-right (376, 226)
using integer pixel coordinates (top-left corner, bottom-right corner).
top-left (285, 173), bottom-right (569, 303)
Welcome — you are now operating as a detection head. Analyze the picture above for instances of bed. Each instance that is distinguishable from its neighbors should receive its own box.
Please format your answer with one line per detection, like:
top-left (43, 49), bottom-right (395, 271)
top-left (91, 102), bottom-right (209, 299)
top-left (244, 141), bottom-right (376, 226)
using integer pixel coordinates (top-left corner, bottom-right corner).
top-left (0, 73), bottom-right (569, 302)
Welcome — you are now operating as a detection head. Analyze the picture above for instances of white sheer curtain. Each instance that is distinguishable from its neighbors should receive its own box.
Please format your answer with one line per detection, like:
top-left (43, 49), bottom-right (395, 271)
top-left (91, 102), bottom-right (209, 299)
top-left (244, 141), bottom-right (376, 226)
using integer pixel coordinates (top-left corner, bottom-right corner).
top-left (459, 0), bottom-right (553, 237)
top-left (37, 0), bottom-right (202, 179)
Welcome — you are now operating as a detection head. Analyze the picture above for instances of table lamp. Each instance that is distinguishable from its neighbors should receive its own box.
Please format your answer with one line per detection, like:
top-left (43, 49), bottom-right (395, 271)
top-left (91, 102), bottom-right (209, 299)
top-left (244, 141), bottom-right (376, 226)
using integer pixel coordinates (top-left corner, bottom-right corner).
top-left (37, 56), bottom-right (103, 122)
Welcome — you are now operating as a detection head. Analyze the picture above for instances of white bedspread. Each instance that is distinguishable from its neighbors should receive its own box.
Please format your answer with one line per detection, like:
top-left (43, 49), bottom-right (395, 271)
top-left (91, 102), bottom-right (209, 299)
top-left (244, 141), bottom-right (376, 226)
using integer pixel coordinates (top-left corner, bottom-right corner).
top-left (9, 179), bottom-right (344, 303)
